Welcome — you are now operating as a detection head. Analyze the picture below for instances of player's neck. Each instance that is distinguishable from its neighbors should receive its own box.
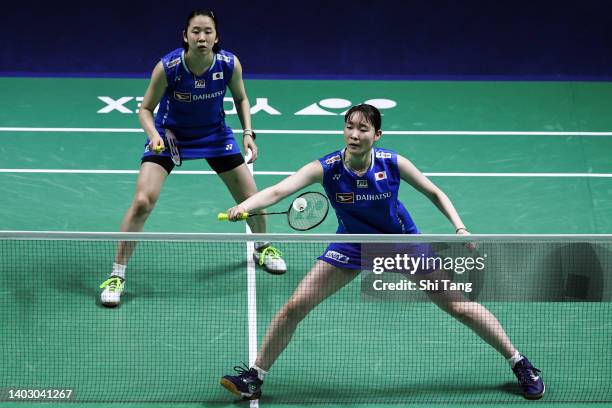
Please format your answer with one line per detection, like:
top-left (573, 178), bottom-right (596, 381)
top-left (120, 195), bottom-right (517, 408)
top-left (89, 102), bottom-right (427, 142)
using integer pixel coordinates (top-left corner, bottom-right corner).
top-left (184, 51), bottom-right (215, 76)
top-left (344, 150), bottom-right (371, 175)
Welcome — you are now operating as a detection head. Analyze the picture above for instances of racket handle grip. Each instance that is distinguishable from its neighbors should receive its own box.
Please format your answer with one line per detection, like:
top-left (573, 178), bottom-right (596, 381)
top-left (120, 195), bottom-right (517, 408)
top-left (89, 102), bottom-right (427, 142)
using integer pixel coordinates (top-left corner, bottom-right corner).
top-left (217, 212), bottom-right (249, 221)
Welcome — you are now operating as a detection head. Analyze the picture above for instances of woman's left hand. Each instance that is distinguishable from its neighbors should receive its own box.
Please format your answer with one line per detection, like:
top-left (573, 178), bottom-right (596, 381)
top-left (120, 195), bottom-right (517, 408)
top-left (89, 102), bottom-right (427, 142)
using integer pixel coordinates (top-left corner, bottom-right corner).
top-left (243, 133), bottom-right (258, 164)
top-left (456, 227), bottom-right (476, 251)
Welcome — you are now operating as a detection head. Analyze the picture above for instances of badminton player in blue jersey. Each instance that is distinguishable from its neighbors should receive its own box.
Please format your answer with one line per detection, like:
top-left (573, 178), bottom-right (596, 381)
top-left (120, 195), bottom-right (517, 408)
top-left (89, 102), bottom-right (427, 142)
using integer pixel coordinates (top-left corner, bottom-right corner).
top-left (220, 104), bottom-right (544, 400)
top-left (100, 10), bottom-right (286, 307)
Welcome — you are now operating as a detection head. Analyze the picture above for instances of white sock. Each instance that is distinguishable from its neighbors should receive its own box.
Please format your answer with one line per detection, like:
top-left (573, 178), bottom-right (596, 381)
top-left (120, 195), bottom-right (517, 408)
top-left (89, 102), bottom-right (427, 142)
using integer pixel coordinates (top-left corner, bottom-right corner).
top-left (255, 242), bottom-right (270, 252)
top-left (111, 263), bottom-right (126, 279)
top-left (252, 364), bottom-right (268, 381)
top-left (507, 351), bottom-right (523, 368)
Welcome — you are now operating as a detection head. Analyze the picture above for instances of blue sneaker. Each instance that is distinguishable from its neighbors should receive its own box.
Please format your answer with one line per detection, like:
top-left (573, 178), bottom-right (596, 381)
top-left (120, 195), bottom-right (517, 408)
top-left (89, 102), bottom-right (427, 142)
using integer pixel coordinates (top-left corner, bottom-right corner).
top-left (512, 356), bottom-right (545, 399)
top-left (220, 363), bottom-right (263, 400)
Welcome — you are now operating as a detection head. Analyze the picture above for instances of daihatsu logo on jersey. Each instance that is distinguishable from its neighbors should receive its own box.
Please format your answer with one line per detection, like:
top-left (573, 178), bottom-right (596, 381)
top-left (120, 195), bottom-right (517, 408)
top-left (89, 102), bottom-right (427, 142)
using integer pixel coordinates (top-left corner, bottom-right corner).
top-left (174, 92), bottom-right (191, 102)
top-left (336, 193), bottom-right (354, 203)
top-left (193, 91), bottom-right (224, 100)
top-left (356, 192), bottom-right (391, 201)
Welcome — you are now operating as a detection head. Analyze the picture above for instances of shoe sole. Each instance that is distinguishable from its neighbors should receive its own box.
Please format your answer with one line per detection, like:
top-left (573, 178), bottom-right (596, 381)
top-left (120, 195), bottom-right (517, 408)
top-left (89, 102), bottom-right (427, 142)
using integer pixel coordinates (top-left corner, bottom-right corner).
top-left (523, 384), bottom-right (545, 400)
top-left (219, 378), bottom-right (260, 400)
top-left (100, 295), bottom-right (121, 308)
top-left (262, 267), bottom-right (286, 275)
top-left (100, 287), bottom-right (123, 307)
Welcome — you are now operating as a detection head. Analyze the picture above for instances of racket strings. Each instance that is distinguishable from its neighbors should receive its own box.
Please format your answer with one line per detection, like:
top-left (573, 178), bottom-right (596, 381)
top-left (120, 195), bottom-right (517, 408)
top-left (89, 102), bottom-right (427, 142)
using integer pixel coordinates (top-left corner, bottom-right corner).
top-left (288, 193), bottom-right (329, 231)
top-left (165, 130), bottom-right (181, 165)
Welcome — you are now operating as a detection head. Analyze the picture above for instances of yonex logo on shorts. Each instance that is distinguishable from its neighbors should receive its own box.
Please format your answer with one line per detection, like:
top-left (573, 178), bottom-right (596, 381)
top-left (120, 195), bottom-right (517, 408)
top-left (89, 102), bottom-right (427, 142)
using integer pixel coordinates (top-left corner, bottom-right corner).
top-left (324, 250), bottom-right (350, 264)
top-left (336, 192), bottom-right (354, 203)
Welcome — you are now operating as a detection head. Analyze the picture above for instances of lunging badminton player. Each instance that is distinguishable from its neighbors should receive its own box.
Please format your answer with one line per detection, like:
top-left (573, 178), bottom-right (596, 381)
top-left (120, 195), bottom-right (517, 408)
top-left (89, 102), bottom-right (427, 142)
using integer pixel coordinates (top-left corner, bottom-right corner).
top-left (220, 104), bottom-right (544, 400)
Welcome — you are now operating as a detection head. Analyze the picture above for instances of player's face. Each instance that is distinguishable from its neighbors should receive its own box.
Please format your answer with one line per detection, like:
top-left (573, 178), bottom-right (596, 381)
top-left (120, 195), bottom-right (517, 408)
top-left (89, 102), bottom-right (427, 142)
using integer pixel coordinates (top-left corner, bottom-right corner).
top-left (343, 112), bottom-right (381, 154)
top-left (184, 15), bottom-right (218, 56)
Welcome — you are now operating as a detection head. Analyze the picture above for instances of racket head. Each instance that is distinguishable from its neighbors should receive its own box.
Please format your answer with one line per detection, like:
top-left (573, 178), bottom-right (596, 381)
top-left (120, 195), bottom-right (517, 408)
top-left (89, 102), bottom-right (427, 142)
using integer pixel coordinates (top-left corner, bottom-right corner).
top-left (165, 128), bottom-right (182, 166)
top-left (286, 191), bottom-right (329, 231)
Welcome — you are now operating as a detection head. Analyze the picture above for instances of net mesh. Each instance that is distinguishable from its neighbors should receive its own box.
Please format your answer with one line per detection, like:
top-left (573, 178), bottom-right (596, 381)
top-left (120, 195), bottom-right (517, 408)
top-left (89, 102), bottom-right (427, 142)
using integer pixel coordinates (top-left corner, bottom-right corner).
top-left (1, 232), bottom-right (611, 404)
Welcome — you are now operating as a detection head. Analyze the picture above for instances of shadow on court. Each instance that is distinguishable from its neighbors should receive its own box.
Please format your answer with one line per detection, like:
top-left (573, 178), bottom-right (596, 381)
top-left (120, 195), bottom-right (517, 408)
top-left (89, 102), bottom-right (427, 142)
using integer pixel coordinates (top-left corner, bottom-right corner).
top-left (41, 256), bottom-right (249, 309)
top-left (256, 380), bottom-right (522, 404)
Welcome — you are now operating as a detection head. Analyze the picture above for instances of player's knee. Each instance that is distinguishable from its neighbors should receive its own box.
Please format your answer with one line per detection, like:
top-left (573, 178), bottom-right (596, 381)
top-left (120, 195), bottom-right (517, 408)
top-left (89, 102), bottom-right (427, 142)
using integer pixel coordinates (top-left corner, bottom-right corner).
top-left (281, 298), bottom-right (311, 322)
top-left (443, 301), bottom-right (472, 320)
top-left (242, 187), bottom-right (258, 199)
top-left (235, 190), bottom-right (259, 205)
top-left (231, 182), bottom-right (257, 203)
top-left (132, 193), bottom-right (156, 216)
top-left (232, 171), bottom-right (258, 197)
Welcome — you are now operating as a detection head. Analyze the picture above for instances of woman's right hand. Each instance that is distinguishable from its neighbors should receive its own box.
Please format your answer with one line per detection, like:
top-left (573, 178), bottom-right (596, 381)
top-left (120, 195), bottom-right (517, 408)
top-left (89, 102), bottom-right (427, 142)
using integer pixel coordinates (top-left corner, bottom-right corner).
top-left (227, 205), bottom-right (248, 221)
top-left (456, 228), bottom-right (476, 251)
top-left (149, 135), bottom-right (165, 154)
